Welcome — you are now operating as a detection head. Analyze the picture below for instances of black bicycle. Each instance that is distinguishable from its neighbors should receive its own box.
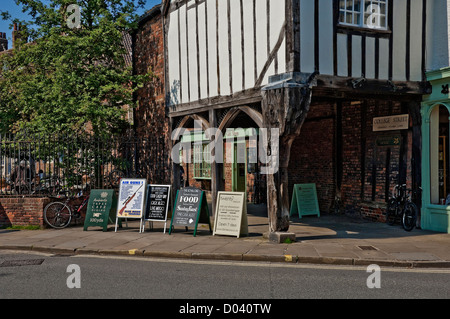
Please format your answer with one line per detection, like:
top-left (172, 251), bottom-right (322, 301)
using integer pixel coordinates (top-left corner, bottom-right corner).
top-left (386, 184), bottom-right (420, 232)
top-left (43, 194), bottom-right (90, 229)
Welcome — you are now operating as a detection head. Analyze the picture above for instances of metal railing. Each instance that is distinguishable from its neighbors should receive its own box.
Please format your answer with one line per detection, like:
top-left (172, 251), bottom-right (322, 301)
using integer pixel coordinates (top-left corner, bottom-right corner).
top-left (0, 133), bottom-right (170, 197)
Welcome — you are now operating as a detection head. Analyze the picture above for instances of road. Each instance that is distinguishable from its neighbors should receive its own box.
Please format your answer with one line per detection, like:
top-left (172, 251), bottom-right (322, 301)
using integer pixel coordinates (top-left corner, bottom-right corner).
top-left (1, 250), bottom-right (449, 302)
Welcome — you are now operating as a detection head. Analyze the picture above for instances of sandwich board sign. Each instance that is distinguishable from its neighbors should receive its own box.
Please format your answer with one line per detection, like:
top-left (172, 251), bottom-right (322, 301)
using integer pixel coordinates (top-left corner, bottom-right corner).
top-left (115, 178), bottom-right (147, 232)
top-left (142, 184), bottom-right (171, 233)
top-left (213, 192), bottom-right (248, 238)
top-left (169, 187), bottom-right (212, 237)
top-left (83, 189), bottom-right (119, 232)
top-left (290, 183), bottom-right (320, 218)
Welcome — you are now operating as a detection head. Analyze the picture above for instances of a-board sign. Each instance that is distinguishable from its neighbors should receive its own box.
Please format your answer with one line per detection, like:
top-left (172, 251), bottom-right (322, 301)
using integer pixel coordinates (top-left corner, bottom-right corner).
top-left (142, 184), bottom-right (171, 233)
top-left (144, 185), bottom-right (171, 221)
top-left (213, 192), bottom-right (248, 238)
top-left (169, 187), bottom-right (212, 237)
top-left (290, 183), bottom-right (320, 218)
top-left (115, 178), bottom-right (147, 232)
top-left (83, 189), bottom-right (118, 232)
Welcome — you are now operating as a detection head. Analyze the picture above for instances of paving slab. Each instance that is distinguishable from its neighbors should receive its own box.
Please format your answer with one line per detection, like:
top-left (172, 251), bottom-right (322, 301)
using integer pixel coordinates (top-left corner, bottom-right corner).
top-left (1, 207), bottom-right (450, 268)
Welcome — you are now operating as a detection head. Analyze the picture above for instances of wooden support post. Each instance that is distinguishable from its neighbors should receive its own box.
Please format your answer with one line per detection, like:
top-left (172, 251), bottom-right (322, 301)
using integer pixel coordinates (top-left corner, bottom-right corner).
top-left (209, 109), bottom-right (220, 217)
top-left (261, 72), bottom-right (317, 237)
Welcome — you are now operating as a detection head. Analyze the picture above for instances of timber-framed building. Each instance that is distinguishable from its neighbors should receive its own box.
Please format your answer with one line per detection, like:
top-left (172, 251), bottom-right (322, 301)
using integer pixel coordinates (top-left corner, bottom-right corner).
top-left (161, 0), bottom-right (433, 234)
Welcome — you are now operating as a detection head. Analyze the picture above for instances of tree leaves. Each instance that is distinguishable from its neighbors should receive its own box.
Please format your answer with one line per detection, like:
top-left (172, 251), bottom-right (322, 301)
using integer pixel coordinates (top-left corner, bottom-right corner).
top-left (0, 0), bottom-right (153, 138)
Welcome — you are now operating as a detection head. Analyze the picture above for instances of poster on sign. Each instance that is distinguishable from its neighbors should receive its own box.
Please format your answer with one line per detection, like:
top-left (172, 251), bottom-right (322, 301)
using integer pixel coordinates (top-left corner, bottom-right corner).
top-left (115, 179), bottom-right (147, 232)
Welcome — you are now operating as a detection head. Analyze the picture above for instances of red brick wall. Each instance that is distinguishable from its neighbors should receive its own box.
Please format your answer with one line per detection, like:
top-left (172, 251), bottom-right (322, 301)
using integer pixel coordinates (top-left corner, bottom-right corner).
top-left (133, 7), bottom-right (171, 185)
top-left (0, 197), bottom-right (52, 228)
top-left (288, 98), bottom-right (414, 222)
top-left (289, 100), bottom-right (335, 213)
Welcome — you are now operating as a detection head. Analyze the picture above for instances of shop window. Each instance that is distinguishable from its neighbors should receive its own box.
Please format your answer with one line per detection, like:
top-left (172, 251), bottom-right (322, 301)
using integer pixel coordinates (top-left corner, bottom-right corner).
top-left (339, 0), bottom-right (388, 30)
top-left (430, 105), bottom-right (450, 205)
top-left (193, 142), bottom-right (211, 180)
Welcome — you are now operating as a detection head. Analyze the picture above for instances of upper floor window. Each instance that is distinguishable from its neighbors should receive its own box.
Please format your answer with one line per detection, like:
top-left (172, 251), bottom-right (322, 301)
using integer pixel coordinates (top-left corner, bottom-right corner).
top-left (339, 0), bottom-right (388, 30)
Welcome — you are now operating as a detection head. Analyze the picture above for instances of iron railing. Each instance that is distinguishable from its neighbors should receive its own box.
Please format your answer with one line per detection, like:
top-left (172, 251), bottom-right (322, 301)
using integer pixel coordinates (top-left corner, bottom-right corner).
top-left (0, 133), bottom-right (170, 197)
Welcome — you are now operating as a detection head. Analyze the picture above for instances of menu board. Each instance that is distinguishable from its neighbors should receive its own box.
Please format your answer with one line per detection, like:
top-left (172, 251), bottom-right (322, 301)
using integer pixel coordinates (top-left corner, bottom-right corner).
top-left (144, 185), bottom-right (171, 222)
top-left (213, 192), bottom-right (248, 238)
top-left (169, 187), bottom-right (212, 237)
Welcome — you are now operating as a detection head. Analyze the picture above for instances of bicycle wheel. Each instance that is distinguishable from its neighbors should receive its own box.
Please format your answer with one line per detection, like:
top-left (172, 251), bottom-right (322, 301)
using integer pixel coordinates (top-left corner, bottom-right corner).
top-left (44, 202), bottom-right (72, 229)
top-left (402, 202), bottom-right (418, 232)
top-left (386, 198), bottom-right (399, 226)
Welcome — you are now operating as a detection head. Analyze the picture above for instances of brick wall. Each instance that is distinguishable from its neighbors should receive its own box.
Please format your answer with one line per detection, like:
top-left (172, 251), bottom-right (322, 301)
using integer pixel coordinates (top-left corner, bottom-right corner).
top-left (133, 5), bottom-right (171, 185)
top-left (0, 32), bottom-right (8, 52)
top-left (289, 100), bottom-right (336, 213)
top-left (288, 98), bottom-right (415, 222)
top-left (0, 197), bottom-right (52, 228)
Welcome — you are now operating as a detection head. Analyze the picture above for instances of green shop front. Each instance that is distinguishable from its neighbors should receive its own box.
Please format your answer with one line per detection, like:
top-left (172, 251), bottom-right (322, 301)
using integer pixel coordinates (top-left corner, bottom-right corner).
top-left (422, 67), bottom-right (450, 233)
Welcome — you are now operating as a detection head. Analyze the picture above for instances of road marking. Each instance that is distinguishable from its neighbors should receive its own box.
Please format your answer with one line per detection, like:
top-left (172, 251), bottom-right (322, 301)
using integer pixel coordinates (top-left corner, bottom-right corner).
top-left (71, 254), bottom-right (450, 274)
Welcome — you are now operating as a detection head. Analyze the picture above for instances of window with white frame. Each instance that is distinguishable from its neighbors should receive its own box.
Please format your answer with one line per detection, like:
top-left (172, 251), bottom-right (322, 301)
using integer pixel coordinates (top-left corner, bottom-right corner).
top-left (339, 0), bottom-right (388, 30)
top-left (193, 142), bottom-right (212, 179)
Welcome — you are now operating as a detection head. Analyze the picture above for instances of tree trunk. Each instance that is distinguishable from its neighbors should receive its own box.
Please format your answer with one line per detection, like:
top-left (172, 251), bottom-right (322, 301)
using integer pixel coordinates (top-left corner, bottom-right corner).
top-left (261, 72), bottom-right (317, 233)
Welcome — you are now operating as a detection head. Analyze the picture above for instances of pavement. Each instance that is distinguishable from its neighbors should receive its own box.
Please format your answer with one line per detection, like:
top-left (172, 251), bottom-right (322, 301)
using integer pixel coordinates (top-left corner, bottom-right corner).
top-left (1, 203), bottom-right (450, 269)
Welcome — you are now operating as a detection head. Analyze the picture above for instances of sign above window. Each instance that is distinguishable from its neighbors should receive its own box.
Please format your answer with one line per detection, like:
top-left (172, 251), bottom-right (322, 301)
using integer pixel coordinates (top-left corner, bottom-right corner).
top-left (339, 0), bottom-right (388, 30)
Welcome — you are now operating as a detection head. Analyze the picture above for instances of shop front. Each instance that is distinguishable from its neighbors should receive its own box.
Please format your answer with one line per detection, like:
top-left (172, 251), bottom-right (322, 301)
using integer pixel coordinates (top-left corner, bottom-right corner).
top-left (422, 67), bottom-right (450, 233)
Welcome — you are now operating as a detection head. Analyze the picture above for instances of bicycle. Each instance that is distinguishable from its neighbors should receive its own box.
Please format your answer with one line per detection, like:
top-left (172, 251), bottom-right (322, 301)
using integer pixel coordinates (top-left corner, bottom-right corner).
top-left (386, 184), bottom-right (420, 232)
top-left (43, 194), bottom-right (90, 229)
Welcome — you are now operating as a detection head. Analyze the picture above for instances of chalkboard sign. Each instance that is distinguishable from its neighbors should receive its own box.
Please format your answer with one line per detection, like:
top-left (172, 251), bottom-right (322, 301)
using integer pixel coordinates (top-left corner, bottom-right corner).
top-left (115, 178), bottom-right (147, 232)
top-left (169, 187), bottom-right (212, 237)
top-left (213, 192), bottom-right (248, 238)
top-left (290, 184), bottom-right (320, 219)
top-left (142, 184), bottom-right (171, 233)
top-left (84, 189), bottom-right (118, 232)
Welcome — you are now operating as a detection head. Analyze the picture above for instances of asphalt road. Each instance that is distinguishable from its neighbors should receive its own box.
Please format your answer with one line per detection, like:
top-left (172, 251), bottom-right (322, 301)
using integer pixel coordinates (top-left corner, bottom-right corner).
top-left (1, 250), bottom-right (449, 302)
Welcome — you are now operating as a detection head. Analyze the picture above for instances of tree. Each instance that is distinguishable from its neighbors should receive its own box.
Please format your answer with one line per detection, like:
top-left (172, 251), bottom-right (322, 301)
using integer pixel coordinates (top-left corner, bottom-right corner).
top-left (0, 0), bottom-right (152, 138)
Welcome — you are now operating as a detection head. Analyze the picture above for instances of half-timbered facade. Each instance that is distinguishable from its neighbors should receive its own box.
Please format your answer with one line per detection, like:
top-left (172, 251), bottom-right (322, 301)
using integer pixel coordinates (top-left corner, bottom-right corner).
top-left (162, 0), bottom-right (432, 235)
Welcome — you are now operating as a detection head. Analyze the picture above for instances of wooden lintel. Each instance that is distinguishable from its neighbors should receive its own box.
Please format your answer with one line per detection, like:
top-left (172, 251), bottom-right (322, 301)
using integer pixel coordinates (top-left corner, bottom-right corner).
top-left (315, 75), bottom-right (431, 98)
top-left (167, 88), bottom-right (262, 118)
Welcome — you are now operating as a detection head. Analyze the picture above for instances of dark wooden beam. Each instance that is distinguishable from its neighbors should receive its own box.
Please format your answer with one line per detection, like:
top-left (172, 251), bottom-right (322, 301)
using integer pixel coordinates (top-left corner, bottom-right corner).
top-left (314, 75), bottom-right (431, 98)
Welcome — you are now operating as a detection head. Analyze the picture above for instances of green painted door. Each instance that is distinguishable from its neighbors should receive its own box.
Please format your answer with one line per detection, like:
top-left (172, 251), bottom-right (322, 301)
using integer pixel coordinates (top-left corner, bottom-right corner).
top-left (232, 142), bottom-right (246, 193)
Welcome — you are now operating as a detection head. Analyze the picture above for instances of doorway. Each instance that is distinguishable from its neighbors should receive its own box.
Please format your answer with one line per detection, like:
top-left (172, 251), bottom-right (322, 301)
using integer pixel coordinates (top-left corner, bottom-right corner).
top-left (232, 141), bottom-right (246, 192)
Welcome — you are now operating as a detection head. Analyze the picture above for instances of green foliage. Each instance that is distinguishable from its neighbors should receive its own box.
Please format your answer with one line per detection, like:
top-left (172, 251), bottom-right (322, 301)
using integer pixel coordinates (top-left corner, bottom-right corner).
top-left (0, 0), bottom-right (152, 138)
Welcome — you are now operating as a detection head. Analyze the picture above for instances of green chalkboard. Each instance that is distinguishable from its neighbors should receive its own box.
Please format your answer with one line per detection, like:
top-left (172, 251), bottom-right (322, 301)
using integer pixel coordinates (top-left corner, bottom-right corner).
top-left (84, 189), bottom-right (118, 232)
top-left (290, 184), bottom-right (320, 219)
top-left (169, 187), bottom-right (212, 237)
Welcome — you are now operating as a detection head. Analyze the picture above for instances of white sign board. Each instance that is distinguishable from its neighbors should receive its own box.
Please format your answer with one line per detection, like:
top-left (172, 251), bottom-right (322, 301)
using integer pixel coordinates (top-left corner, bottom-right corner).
top-left (373, 115), bottom-right (409, 132)
top-left (116, 179), bottom-right (146, 219)
top-left (213, 192), bottom-right (248, 238)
